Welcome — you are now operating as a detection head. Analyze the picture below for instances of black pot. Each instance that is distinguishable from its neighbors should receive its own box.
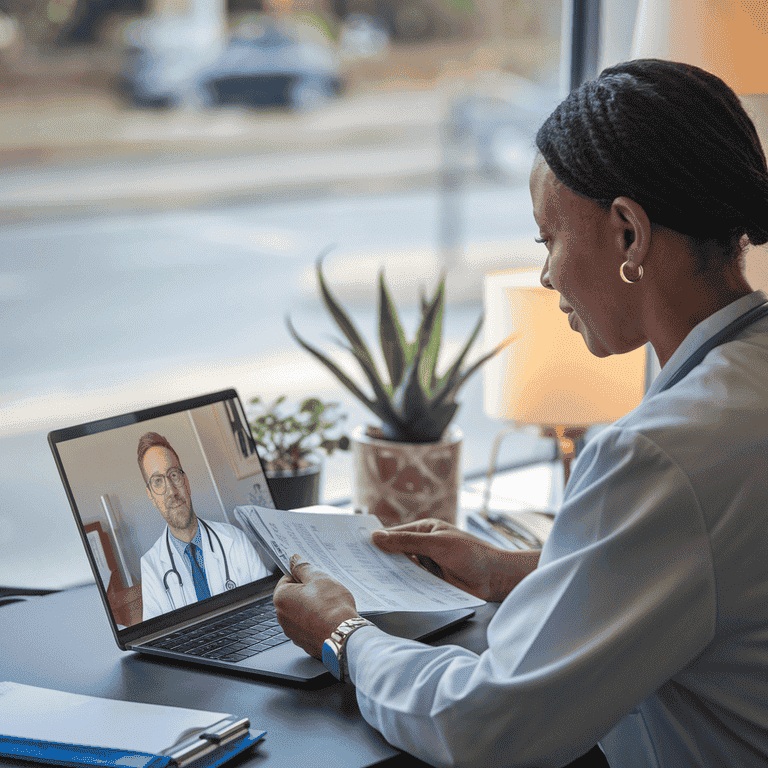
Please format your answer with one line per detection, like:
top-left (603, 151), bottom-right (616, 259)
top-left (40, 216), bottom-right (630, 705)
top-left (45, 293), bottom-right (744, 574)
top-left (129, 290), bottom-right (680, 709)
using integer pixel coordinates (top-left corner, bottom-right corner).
top-left (266, 461), bottom-right (322, 510)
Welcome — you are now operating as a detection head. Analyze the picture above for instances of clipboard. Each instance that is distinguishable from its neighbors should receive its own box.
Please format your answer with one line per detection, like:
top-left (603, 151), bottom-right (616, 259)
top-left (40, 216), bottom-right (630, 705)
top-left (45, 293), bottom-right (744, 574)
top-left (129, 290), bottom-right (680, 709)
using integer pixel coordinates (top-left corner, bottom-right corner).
top-left (0, 682), bottom-right (265, 768)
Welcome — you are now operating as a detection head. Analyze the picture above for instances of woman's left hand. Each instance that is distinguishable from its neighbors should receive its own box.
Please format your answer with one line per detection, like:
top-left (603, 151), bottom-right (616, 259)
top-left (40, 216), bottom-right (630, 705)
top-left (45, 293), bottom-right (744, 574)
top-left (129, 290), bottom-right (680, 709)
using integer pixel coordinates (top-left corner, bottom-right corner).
top-left (273, 554), bottom-right (360, 658)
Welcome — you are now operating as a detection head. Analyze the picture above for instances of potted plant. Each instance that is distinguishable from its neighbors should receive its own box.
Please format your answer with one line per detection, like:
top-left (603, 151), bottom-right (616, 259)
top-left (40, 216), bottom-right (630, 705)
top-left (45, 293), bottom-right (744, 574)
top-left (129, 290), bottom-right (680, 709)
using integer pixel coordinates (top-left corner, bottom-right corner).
top-left (247, 395), bottom-right (349, 510)
top-left (287, 259), bottom-right (515, 526)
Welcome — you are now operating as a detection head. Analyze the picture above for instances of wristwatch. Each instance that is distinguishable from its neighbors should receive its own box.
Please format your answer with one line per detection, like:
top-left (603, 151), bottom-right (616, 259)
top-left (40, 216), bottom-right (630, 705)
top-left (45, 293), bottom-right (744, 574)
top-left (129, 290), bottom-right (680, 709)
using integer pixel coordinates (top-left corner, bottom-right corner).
top-left (321, 617), bottom-right (374, 683)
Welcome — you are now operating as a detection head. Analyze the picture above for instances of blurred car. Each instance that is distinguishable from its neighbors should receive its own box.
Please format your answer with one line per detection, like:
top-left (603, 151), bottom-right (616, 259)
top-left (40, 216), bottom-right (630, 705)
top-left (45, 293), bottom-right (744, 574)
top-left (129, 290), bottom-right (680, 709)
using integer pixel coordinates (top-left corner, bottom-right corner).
top-left (119, 16), bottom-right (342, 110)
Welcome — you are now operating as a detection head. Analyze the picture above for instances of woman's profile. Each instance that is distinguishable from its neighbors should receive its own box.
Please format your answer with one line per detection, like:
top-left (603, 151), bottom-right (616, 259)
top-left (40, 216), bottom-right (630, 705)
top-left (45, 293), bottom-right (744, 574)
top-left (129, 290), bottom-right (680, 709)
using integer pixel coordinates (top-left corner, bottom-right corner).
top-left (274, 59), bottom-right (768, 768)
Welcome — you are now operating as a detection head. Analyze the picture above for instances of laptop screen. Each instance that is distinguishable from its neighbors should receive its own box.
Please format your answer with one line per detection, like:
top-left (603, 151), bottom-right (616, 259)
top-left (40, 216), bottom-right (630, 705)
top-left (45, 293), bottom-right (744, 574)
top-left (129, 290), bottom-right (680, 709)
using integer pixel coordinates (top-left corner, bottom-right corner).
top-left (49, 390), bottom-right (281, 631)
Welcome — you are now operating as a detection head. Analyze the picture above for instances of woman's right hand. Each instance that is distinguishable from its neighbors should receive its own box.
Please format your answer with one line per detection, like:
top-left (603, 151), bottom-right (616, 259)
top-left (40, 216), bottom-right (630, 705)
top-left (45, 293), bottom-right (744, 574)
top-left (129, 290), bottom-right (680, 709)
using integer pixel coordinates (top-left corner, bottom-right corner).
top-left (371, 519), bottom-right (540, 602)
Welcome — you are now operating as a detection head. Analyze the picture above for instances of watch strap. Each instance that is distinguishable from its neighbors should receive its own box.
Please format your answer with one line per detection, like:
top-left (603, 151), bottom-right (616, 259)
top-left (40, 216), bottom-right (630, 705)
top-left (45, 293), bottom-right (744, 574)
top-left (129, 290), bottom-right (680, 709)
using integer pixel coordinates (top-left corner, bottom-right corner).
top-left (322, 617), bottom-right (374, 682)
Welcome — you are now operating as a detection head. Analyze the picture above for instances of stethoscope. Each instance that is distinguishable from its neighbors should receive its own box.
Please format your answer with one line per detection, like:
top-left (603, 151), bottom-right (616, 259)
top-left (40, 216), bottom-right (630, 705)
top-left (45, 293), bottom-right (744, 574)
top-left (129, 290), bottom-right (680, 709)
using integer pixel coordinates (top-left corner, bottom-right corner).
top-left (162, 519), bottom-right (236, 610)
top-left (658, 301), bottom-right (768, 393)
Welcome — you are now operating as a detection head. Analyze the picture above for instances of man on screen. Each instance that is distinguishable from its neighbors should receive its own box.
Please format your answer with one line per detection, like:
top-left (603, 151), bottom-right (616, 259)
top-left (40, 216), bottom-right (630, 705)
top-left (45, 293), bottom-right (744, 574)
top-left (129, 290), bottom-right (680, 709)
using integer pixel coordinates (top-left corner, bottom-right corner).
top-left (138, 431), bottom-right (271, 621)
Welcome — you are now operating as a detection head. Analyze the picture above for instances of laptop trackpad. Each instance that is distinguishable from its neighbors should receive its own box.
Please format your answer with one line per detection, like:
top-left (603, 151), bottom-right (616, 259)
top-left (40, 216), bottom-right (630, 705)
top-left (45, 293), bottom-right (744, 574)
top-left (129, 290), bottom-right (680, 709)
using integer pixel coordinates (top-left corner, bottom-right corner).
top-left (240, 640), bottom-right (327, 680)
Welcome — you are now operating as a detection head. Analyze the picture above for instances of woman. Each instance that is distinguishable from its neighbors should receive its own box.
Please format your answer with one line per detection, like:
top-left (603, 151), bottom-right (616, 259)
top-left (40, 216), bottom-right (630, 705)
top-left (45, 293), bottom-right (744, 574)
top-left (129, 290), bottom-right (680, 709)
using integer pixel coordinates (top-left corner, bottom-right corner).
top-left (273, 59), bottom-right (768, 767)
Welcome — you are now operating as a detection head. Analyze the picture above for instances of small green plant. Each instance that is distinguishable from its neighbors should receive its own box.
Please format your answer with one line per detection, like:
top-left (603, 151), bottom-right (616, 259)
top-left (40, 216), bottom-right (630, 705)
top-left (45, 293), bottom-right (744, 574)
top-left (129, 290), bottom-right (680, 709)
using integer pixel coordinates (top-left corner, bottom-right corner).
top-left (287, 257), bottom-right (516, 444)
top-left (248, 396), bottom-right (349, 473)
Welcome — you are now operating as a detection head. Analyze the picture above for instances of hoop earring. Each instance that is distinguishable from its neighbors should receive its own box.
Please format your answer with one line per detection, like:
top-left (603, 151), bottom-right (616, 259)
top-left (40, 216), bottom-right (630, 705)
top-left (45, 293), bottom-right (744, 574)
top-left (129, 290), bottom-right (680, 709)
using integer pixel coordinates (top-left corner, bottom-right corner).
top-left (620, 260), bottom-right (643, 284)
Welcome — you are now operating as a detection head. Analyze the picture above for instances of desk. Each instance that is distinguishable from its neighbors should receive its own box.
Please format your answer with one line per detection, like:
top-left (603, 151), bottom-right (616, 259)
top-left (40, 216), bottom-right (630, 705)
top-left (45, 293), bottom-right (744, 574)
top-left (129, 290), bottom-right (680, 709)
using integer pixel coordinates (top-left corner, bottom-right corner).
top-left (0, 462), bottom-right (560, 767)
top-left (0, 584), bottom-right (497, 768)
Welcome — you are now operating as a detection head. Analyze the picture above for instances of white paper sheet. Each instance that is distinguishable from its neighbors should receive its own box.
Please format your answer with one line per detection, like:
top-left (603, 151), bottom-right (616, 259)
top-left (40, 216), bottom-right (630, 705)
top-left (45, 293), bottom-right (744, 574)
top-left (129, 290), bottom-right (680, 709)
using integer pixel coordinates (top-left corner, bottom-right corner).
top-left (0, 682), bottom-right (232, 753)
top-left (234, 505), bottom-right (485, 613)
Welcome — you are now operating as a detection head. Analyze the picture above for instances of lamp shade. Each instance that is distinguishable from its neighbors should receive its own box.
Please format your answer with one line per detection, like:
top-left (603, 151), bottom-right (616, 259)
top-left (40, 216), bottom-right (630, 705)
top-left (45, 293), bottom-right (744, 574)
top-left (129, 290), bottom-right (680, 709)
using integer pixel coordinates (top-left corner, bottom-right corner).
top-left (632, 0), bottom-right (768, 95)
top-left (483, 270), bottom-right (646, 427)
top-left (631, 0), bottom-right (768, 299)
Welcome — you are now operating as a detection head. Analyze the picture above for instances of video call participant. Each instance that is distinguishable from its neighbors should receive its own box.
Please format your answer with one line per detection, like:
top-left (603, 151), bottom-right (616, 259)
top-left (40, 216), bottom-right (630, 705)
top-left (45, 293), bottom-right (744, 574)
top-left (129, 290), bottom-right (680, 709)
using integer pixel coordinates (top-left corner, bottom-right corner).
top-left (138, 431), bottom-right (270, 621)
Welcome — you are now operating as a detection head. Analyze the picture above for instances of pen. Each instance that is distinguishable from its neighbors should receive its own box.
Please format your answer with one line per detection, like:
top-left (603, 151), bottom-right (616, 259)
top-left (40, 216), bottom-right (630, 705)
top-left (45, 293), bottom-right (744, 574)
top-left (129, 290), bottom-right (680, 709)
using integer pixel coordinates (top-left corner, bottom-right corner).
top-left (483, 512), bottom-right (542, 549)
top-left (465, 512), bottom-right (525, 550)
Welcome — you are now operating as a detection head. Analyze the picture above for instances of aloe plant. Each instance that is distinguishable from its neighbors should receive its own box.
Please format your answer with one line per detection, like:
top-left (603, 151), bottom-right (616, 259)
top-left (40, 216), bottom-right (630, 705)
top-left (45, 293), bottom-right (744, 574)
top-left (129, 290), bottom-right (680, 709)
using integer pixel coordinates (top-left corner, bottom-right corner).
top-left (287, 258), bottom-right (515, 444)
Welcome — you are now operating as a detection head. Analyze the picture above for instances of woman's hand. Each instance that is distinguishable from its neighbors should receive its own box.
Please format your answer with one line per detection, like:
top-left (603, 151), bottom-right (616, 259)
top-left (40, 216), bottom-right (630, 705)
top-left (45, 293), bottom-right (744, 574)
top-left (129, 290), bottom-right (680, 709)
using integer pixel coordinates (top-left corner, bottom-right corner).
top-left (273, 554), bottom-right (360, 658)
top-left (372, 519), bottom-right (540, 602)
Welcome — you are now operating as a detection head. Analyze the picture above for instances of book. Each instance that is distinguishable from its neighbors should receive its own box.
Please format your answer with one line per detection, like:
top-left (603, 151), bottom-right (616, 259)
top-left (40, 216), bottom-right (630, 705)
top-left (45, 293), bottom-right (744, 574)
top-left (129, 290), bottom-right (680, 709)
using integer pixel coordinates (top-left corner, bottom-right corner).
top-left (233, 505), bottom-right (486, 614)
top-left (0, 682), bottom-right (265, 768)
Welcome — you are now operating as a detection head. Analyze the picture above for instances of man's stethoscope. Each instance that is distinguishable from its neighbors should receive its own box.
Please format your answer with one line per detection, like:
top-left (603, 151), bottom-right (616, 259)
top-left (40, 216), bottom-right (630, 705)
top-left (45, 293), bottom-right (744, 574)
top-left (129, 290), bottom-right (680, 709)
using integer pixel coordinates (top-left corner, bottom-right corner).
top-left (163, 519), bottom-right (236, 610)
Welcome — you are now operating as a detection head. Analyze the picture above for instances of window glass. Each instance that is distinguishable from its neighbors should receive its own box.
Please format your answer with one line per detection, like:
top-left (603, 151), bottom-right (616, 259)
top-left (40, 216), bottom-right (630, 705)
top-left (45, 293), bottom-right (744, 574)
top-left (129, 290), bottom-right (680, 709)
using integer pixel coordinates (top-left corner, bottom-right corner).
top-left (0, 0), bottom-right (561, 590)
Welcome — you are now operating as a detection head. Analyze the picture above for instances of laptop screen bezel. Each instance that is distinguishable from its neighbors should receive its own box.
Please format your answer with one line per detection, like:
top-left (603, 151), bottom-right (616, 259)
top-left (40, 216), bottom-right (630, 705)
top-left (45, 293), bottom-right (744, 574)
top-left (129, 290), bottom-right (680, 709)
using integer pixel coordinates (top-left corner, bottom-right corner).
top-left (48, 388), bottom-right (281, 649)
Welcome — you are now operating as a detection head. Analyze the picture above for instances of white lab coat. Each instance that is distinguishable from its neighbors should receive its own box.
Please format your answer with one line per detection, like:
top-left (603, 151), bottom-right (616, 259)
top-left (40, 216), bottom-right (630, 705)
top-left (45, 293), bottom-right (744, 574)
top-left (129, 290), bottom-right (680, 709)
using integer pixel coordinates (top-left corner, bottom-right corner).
top-left (140, 519), bottom-right (271, 621)
top-left (346, 290), bottom-right (768, 768)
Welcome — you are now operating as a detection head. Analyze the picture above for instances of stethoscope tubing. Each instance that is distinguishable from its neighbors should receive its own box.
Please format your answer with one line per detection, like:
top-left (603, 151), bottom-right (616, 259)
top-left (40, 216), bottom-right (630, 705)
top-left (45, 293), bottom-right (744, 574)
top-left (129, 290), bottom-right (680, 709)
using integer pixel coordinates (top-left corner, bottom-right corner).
top-left (162, 519), bottom-right (236, 610)
top-left (659, 301), bottom-right (768, 393)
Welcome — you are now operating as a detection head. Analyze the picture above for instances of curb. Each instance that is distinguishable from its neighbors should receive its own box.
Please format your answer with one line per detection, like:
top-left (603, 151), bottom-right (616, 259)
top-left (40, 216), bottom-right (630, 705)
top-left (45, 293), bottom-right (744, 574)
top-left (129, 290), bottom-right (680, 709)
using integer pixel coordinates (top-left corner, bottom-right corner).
top-left (0, 137), bottom-right (444, 223)
top-left (0, 86), bottom-right (452, 167)
top-left (0, 120), bottom-right (440, 169)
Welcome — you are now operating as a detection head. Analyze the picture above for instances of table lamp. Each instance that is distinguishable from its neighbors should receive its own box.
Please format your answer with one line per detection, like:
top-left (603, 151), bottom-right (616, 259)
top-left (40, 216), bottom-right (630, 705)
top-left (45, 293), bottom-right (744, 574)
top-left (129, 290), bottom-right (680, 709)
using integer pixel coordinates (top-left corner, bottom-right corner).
top-left (631, 0), bottom-right (768, 149)
top-left (632, 0), bottom-right (768, 97)
top-left (631, 0), bottom-right (768, 294)
top-left (482, 269), bottom-right (646, 498)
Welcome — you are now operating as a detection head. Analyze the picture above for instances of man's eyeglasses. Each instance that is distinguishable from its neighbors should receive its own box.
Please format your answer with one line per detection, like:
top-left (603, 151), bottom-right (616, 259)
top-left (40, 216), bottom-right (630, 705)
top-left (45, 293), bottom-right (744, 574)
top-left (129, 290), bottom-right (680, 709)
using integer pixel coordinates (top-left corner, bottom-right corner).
top-left (147, 467), bottom-right (186, 495)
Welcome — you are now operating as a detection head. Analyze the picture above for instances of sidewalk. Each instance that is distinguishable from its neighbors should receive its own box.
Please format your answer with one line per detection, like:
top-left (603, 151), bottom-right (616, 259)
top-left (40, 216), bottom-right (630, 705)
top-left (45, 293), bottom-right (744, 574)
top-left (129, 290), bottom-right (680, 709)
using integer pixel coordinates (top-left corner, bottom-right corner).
top-left (0, 87), bottom-right (456, 222)
top-left (0, 81), bottom-right (542, 296)
top-left (0, 138), bottom-right (444, 221)
top-left (0, 87), bottom-right (449, 164)
top-left (0, 36), bottom-right (554, 165)
top-left (305, 233), bottom-right (543, 304)
top-left (0, 33), bottom-right (559, 221)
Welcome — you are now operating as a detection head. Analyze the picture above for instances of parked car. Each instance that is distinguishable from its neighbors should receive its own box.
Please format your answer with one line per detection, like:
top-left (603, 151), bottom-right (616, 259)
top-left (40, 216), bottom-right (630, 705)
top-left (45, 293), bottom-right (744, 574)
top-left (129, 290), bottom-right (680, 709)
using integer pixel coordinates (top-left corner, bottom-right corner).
top-left (119, 16), bottom-right (342, 110)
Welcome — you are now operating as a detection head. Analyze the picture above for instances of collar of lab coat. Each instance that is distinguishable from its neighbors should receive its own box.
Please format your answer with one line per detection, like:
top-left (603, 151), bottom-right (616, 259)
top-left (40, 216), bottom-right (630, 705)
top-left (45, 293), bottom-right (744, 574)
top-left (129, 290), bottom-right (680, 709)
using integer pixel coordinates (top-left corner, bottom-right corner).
top-left (159, 518), bottom-right (236, 600)
top-left (647, 290), bottom-right (768, 398)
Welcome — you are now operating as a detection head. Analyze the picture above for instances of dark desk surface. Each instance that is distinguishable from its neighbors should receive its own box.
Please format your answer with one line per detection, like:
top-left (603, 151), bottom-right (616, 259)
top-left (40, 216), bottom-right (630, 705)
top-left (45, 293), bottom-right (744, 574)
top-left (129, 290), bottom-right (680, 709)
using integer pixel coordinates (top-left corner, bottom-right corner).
top-left (0, 585), bottom-right (496, 768)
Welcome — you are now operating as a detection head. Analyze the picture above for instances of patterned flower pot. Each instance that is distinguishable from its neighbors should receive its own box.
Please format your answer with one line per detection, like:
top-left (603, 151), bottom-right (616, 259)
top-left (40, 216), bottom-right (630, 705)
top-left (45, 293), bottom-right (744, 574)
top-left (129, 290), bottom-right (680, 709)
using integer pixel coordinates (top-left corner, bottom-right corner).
top-left (351, 425), bottom-right (462, 526)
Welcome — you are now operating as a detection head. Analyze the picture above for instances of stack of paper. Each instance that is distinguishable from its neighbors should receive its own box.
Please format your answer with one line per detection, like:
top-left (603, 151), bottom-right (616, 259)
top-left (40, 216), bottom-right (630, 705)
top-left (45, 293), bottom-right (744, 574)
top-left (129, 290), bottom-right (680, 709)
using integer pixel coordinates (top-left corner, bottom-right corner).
top-left (234, 505), bottom-right (485, 614)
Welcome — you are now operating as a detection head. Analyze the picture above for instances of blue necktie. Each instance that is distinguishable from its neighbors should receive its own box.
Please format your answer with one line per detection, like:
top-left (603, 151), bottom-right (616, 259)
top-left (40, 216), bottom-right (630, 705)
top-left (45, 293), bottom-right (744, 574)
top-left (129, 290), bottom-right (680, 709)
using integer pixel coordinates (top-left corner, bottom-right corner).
top-left (185, 542), bottom-right (211, 601)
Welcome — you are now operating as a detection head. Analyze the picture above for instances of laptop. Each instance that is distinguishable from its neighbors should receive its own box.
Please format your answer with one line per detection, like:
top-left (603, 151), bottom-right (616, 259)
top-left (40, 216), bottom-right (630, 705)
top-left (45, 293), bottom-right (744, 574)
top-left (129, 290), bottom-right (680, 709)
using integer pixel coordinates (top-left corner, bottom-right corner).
top-left (48, 388), bottom-right (474, 685)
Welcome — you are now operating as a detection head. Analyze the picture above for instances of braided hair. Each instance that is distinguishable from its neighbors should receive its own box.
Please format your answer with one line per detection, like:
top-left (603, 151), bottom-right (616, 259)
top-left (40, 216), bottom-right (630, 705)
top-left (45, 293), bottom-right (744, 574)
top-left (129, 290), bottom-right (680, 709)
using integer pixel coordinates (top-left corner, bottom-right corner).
top-left (535, 59), bottom-right (768, 265)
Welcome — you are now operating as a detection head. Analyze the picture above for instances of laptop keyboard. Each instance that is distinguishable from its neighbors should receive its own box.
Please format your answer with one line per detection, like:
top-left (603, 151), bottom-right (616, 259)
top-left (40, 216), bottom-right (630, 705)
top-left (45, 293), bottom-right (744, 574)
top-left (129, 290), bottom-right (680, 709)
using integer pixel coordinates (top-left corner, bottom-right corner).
top-left (147, 600), bottom-right (289, 663)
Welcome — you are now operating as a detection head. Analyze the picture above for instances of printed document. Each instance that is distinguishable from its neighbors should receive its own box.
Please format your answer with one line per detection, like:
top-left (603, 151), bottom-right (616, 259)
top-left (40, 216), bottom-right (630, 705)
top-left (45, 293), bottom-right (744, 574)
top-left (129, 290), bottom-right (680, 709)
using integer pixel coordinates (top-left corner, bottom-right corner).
top-left (234, 506), bottom-right (485, 613)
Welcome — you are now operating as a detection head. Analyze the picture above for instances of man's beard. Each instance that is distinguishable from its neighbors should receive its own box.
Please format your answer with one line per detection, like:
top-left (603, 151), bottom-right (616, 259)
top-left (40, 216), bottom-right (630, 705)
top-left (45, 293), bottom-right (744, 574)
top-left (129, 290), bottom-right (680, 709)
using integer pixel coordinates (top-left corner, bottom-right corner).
top-left (166, 497), bottom-right (193, 531)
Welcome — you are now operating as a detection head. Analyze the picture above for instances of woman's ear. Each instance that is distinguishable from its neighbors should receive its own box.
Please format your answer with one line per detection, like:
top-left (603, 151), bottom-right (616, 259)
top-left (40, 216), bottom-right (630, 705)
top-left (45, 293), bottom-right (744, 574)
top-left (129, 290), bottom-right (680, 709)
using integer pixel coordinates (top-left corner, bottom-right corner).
top-left (611, 197), bottom-right (651, 265)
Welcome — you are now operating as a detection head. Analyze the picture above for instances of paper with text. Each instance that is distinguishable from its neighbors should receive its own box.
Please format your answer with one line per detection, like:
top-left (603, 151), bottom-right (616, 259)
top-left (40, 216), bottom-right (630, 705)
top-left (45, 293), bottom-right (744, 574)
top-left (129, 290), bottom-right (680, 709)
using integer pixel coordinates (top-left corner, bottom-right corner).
top-left (234, 505), bottom-right (485, 613)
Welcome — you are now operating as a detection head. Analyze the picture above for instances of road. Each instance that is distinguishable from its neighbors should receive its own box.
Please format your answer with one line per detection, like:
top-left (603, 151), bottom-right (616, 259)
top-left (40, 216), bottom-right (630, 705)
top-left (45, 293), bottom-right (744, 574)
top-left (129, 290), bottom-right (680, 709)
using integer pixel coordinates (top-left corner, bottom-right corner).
top-left (0, 182), bottom-right (552, 590)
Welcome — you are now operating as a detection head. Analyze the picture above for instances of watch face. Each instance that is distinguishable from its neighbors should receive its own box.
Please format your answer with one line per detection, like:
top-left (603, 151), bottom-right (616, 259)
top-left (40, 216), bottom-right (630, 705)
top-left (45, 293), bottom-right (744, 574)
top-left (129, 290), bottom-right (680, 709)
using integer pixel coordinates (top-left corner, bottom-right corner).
top-left (322, 640), bottom-right (342, 680)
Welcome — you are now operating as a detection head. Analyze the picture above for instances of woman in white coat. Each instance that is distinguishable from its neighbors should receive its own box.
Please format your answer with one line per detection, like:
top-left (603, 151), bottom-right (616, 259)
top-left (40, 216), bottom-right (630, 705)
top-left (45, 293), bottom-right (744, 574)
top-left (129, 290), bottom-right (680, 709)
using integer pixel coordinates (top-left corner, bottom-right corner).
top-left (273, 59), bottom-right (768, 768)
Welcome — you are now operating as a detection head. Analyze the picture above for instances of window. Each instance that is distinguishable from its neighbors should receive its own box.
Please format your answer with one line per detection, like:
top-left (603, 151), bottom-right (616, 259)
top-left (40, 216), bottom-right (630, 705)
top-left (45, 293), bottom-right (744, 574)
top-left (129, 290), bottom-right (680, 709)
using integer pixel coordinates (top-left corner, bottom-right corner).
top-left (0, 0), bottom-right (563, 590)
